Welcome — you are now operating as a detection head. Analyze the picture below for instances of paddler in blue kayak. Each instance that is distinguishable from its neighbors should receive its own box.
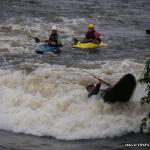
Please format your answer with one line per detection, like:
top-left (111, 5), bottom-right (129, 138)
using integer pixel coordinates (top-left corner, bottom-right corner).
top-left (82, 24), bottom-right (101, 43)
top-left (48, 25), bottom-right (62, 47)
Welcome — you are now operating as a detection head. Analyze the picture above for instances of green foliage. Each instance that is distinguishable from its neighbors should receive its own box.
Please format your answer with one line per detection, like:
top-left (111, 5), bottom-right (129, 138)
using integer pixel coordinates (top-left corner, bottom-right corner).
top-left (140, 113), bottom-right (150, 133)
top-left (140, 59), bottom-right (150, 133)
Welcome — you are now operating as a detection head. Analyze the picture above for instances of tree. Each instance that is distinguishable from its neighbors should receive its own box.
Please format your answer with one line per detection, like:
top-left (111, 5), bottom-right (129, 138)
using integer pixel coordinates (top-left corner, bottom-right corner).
top-left (140, 59), bottom-right (150, 133)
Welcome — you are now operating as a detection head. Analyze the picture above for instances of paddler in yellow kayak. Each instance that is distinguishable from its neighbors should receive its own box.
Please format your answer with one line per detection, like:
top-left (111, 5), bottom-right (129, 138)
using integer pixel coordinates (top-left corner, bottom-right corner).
top-left (83, 24), bottom-right (101, 43)
top-left (73, 24), bottom-right (101, 44)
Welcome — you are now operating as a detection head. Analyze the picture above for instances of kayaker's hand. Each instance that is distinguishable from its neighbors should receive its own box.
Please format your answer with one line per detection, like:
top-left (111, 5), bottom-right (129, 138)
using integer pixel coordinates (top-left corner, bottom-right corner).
top-left (88, 39), bottom-right (94, 42)
top-left (98, 79), bottom-right (104, 84)
top-left (51, 42), bottom-right (56, 45)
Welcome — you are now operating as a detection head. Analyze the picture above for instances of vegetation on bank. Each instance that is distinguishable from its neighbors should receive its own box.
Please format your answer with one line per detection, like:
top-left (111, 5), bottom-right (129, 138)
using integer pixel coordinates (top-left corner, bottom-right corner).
top-left (140, 59), bottom-right (150, 133)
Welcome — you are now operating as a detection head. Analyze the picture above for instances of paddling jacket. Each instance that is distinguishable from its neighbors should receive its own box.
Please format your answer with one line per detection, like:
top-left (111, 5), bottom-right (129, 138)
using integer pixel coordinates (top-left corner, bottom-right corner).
top-left (49, 33), bottom-right (59, 44)
top-left (85, 30), bottom-right (100, 40)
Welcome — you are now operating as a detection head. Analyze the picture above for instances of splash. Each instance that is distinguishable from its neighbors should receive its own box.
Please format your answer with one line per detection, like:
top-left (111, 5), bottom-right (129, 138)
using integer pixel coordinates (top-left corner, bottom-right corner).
top-left (0, 62), bottom-right (149, 140)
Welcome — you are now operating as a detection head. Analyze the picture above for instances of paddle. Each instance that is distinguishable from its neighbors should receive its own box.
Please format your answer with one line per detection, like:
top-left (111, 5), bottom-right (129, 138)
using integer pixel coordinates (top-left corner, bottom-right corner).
top-left (82, 69), bottom-right (111, 86)
top-left (34, 37), bottom-right (63, 47)
top-left (34, 37), bottom-right (48, 43)
top-left (146, 29), bottom-right (150, 34)
top-left (34, 37), bottom-right (41, 43)
top-left (73, 37), bottom-right (79, 44)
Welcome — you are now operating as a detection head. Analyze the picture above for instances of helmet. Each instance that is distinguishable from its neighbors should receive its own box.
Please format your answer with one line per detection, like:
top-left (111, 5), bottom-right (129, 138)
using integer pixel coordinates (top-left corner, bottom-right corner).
top-left (51, 25), bottom-right (57, 30)
top-left (88, 24), bottom-right (94, 29)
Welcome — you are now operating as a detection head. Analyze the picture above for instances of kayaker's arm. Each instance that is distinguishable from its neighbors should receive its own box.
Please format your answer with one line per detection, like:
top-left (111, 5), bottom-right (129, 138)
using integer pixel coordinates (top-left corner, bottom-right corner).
top-left (87, 82), bottom-right (101, 97)
top-left (34, 37), bottom-right (48, 43)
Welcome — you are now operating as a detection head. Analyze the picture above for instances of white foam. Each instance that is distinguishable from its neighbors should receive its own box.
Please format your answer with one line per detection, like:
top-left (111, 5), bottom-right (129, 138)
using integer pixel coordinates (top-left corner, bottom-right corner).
top-left (0, 62), bottom-right (149, 140)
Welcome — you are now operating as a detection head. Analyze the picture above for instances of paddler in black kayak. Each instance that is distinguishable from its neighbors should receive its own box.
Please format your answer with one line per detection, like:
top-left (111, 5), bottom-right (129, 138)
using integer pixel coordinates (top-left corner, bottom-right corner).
top-left (48, 25), bottom-right (62, 47)
top-left (82, 24), bottom-right (101, 43)
top-left (86, 73), bottom-right (136, 103)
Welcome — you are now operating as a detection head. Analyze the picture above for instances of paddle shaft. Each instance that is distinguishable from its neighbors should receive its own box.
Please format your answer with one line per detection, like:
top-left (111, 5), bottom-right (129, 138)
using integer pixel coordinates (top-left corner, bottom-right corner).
top-left (34, 37), bottom-right (63, 47)
top-left (82, 70), bottom-right (111, 86)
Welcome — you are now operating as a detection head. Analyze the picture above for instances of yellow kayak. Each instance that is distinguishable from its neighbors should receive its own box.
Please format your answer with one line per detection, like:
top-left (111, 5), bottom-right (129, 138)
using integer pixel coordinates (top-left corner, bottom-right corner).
top-left (73, 42), bottom-right (107, 49)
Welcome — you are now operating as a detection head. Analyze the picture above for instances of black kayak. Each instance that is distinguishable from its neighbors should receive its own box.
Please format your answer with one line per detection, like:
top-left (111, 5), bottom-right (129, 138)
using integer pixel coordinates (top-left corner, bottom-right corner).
top-left (102, 74), bottom-right (136, 103)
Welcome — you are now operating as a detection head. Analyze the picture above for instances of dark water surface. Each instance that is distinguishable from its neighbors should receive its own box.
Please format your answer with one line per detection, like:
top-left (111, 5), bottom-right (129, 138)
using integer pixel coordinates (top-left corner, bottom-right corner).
top-left (0, 130), bottom-right (150, 150)
top-left (0, 0), bottom-right (150, 67)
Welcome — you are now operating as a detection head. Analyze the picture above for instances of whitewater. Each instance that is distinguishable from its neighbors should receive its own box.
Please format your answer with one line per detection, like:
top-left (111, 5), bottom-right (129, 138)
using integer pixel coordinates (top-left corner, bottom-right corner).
top-left (0, 60), bottom-right (149, 140)
top-left (0, 0), bottom-right (150, 141)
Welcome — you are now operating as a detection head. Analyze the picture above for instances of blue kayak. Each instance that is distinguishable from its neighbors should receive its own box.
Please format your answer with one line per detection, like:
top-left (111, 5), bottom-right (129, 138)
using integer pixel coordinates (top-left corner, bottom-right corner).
top-left (35, 43), bottom-right (61, 54)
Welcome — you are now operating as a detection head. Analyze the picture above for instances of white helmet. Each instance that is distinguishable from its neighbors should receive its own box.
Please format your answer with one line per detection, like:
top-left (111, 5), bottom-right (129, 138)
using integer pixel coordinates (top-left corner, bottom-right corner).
top-left (51, 25), bottom-right (57, 30)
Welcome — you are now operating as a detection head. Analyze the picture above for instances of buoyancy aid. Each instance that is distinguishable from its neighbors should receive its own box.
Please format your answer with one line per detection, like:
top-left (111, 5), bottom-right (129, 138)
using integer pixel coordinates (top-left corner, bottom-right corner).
top-left (49, 33), bottom-right (58, 44)
top-left (85, 30), bottom-right (100, 40)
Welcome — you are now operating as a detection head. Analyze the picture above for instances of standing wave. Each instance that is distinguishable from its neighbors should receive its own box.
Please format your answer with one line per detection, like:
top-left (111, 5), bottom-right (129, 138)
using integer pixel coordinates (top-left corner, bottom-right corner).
top-left (0, 61), bottom-right (149, 140)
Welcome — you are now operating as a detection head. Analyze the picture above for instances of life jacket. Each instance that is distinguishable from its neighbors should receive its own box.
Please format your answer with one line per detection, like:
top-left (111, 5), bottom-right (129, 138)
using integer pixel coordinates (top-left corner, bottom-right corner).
top-left (85, 30), bottom-right (100, 40)
top-left (49, 33), bottom-right (58, 44)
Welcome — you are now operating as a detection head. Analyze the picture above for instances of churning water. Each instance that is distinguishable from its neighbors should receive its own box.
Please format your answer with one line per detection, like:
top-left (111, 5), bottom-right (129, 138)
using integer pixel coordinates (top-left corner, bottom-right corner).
top-left (0, 0), bottom-right (150, 140)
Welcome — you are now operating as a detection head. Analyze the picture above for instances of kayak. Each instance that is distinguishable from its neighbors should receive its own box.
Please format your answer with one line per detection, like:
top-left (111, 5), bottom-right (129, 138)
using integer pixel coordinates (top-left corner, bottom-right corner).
top-left (102, 74), bottom-right (136, 103)
top-left (73, 42), bottom-right (107, 49)
top-left (35, 43), bottom-right (61, 54)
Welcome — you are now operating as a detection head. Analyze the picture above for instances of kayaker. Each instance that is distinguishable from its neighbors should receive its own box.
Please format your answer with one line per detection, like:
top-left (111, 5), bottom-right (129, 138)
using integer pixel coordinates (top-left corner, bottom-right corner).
top-left (87, 80), bottom-right (104, 97)
top-left (83, 24), bottom-right (101, 43)
top-left (48, 25), bottom-right (62, 47)
top-left (86, 74), bottom-right (136, 103)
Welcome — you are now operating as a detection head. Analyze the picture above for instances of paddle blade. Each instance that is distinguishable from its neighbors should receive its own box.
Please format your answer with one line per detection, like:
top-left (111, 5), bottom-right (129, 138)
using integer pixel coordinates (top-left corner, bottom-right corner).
top-left (34, 37), bottom-right (40, 43)
top-left (146, 29), bottom-right (150, 34)
top-left (73, 37), bottom-right (79, 44)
